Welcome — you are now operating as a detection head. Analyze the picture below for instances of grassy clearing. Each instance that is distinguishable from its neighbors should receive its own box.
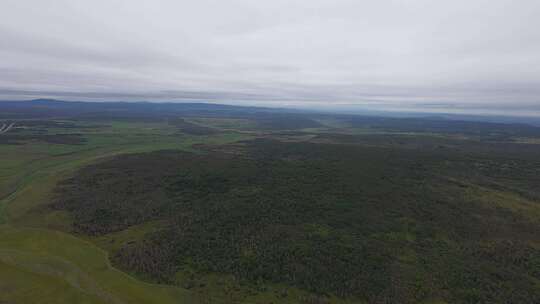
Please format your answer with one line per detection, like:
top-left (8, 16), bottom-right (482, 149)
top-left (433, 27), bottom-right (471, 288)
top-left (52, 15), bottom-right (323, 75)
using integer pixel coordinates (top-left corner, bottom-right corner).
top-left (91, 221), bottom-right (168, 253)
top-left (463, 184), bottom-right (540, 224)
top-left (512, 137), bottom-right (540, 144)
top-left (0, 226), bottom-right (195, 304)
top-left (185, 117), bottom-right (259, 131)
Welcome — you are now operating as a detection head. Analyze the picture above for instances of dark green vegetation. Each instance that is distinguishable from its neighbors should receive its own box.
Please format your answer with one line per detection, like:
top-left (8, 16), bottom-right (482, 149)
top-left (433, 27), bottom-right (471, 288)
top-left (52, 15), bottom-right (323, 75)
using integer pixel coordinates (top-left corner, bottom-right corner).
top-left (54, 136), bottom-right (540, 303)
top-left (2, 99), bottom-right (540, 304)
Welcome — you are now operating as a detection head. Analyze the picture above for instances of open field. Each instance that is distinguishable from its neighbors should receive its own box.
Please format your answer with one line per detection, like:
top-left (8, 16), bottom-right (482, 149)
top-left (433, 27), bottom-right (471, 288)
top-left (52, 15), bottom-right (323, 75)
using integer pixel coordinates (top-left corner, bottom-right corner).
top-left (0, 226), bottom-right (196, 304)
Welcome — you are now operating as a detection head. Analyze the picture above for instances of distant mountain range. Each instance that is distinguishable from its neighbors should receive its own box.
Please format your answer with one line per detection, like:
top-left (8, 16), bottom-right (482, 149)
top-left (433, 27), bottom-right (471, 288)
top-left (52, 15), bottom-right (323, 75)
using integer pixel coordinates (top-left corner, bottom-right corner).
top-left (1, 99), bottom-right (540, 127)
top-left (0, 99), bottom-right (293, 120)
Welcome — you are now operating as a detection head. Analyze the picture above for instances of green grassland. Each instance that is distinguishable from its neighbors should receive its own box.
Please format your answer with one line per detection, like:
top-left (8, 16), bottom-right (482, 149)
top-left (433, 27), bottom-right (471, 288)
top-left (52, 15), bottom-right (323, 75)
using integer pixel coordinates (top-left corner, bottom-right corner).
top-left (1, 113), bottom-right (540, 304)
top-left (0, 226), bottom-right (195, 304)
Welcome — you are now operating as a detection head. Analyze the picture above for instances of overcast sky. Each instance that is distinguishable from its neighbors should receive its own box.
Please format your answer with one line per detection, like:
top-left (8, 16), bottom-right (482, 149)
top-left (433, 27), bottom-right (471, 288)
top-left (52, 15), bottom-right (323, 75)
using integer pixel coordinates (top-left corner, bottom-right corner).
top-left (1, 0), bottom-right (539, 115)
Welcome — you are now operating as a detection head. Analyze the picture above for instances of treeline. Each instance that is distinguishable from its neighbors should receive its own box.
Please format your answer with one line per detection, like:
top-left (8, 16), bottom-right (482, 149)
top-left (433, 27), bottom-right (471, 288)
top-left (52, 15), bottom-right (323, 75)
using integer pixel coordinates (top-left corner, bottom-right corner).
top-left (168, 118), bottom-right (218, 135)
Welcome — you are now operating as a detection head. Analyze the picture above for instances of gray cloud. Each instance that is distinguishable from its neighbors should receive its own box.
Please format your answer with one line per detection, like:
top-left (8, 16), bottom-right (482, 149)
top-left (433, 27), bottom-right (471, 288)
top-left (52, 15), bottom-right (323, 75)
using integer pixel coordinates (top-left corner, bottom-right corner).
top-left (1, 0), bottom-right (539, 116)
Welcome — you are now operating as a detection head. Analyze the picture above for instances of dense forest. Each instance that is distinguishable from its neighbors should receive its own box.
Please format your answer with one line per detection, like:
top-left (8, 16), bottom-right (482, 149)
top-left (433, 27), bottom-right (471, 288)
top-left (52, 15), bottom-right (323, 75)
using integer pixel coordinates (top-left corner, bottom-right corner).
top-left (54, 137), bottom-right (540, 303)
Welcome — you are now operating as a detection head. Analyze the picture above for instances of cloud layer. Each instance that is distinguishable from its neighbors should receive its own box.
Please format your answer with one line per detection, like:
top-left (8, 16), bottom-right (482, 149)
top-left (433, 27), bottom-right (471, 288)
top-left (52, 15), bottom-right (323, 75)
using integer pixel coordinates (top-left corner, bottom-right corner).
top-left (1, 0), bottom-right (539, 115)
